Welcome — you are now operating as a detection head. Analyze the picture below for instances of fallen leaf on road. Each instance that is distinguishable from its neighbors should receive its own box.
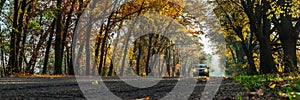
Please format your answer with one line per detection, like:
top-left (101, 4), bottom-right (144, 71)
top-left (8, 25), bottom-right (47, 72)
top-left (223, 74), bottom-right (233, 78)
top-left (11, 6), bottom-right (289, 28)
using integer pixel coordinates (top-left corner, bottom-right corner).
top-left (278, 92), bottom-right (288, 97)
top-left (257, 89), bottom-right (264, 96)
top-left (92, 80), bottom-right (98, 85)
top-left (281, 84), bottom-right (290, 88)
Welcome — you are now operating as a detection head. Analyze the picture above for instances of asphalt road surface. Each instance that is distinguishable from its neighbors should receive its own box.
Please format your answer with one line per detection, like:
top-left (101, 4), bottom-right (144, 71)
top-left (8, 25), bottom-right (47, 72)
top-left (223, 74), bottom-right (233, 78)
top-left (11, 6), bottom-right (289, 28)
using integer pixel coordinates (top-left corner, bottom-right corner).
top-left (0, 76), bottom-right (246, 100)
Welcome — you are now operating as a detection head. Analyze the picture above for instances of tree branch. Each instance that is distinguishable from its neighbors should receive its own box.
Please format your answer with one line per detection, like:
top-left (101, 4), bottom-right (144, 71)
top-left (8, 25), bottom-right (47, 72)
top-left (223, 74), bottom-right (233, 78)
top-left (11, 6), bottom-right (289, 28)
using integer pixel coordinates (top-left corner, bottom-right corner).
top-left (294, 17), bottom-right (300, 34)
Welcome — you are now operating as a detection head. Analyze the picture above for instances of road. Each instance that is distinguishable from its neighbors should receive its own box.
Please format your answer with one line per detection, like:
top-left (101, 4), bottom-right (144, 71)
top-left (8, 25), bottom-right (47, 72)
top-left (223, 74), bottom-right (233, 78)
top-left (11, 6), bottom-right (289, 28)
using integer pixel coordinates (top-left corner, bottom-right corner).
top-left (0, 76), bottom-right (245, 100)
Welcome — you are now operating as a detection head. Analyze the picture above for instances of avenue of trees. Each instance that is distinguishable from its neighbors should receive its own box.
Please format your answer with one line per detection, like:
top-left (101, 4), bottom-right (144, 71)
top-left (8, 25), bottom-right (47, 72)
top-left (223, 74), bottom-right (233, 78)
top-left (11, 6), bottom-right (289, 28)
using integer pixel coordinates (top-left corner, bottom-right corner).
top-left (0, 0), bottom-right (299, 77)
top-left (0, 0), bottom-right (209, 77)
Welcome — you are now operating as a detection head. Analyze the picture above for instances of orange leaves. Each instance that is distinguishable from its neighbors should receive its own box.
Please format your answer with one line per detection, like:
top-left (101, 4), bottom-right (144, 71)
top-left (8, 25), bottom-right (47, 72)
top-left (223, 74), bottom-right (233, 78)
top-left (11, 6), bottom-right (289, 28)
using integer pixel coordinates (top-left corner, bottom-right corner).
top-left (113, 0), bottom-right (183, 21)
top-left (187, 30), bottom-right (204, 36)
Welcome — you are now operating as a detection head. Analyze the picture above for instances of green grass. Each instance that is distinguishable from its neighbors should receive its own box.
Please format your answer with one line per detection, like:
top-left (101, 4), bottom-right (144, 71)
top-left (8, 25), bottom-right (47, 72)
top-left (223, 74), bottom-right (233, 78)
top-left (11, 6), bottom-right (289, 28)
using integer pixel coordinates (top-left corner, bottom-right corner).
top-left (233, 74), bottom-right (300, 99)
top-left (236, 93), bottom-right (242, 100)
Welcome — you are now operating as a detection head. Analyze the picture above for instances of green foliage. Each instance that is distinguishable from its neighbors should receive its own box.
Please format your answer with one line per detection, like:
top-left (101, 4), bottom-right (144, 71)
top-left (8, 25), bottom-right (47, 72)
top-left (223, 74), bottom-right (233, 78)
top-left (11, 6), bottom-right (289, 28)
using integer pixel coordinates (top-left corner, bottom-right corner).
top-left (236, 94), bottom-right (242, 100)
top-left (28, 19), bottom-right (42, 30)
top-left (0, 40), bottom-right (9, 47)
top-left (42, 9), bottom-right (57, 20)
top-left (225, 55), bottom-right (248, 76)
top-left (233, 74), bottom-right (300, 99)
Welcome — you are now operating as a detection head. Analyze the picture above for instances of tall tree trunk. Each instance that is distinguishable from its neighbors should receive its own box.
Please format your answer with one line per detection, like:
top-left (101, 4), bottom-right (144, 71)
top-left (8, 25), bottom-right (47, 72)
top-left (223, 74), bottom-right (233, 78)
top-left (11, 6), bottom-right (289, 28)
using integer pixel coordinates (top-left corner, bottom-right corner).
top-left (259, 40), bottom-right (276, 74)
top-left (108, 29), bottom-right (121, 76)
top-left (238, 33), bottom-right (257, 74)
top-left (19, 30), bottom-right (27, 72)
top-left (94, 24), bottom-right (104, 75)
top-left (61, 0), bottom-right (76, 75)
top-left (69, 0), bottom-right (85, 75)
top-left (0, 38), bottom-right (4, 77)
top-left (241, 0), bottom-right (276, 74)
top-left (67, 46), bottom-right (74, 75)
top-left (15, 0), bottom-right (27, 73)
top-left (165, 49), bottom-right (170, 76)
top-left (255, 23), bottom-right (276, 74)
top-left (99, 14), bottom-right (114, 76)
top-left (236, 29), bottom-right (257, 74)
top-left (1, 48), bottom-right (4, 77)
top-left (64, 55), bottom-right (67, 74)
top-left (8, 0), bottom-right (19, 75)
top-left (273, 0), bottom-right (298, 73)
top-left (84, 19), bottom-right (93, 76)
top-left (244, 49), bottom-right (256, 74)
top-left (102, 43), bottom-right (109, 76)
top-left (135, 43), bottom-right (142, 76)
top-left (84, 1), bottom-right (97, 76)
top-left (172, 50), bottom-right (176, 77)
top-left (42, 22), bottom-right (55, 74)
top-left (278, 14), bottom-right (298, 73)
top-left (21, 1), bottom-right (33, 72)
top-left (258, 16), bottom-right (277, 74)
top-left (55, 0), bottom-right (63, 74)
top-left (69, 0), bottom-right (84, 75)
top-left (145, 34), bottom-right (153, 76)
top-left (75, 43), bottom-right (84, 75)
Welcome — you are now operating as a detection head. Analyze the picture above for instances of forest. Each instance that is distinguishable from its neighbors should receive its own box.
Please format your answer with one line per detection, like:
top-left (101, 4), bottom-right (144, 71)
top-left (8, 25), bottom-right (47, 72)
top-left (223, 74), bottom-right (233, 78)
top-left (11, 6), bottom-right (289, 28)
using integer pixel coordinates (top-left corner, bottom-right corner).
top-left (0, 0), bottom-right (299, 77)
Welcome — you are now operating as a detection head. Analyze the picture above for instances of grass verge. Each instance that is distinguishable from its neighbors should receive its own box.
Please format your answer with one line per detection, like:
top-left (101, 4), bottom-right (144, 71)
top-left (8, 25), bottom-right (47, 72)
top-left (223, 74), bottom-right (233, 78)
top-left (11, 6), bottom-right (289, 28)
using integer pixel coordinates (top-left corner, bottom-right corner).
top-left (233, 74), bottom-right (300, 99)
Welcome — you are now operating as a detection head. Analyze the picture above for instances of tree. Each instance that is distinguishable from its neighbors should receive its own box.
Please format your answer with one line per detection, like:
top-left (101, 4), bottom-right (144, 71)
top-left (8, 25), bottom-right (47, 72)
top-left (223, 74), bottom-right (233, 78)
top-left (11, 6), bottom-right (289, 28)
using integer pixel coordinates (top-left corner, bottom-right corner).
top-left (54, 0), bottom-right (63, 74)
top-left (43, 20), bottom-right (55, 74)
top-left (239, 0), bottom-right (277, 74)
top-left (89, 0), bottom-right (185, 76)
top-left (7, 0), bottom-right (19, 75)
top-left (214, 0), bottom-right (258, 74)
top-left (269, 0), bottom-right (300, 73)
top-left (213, 0), bottom-right (300, 75)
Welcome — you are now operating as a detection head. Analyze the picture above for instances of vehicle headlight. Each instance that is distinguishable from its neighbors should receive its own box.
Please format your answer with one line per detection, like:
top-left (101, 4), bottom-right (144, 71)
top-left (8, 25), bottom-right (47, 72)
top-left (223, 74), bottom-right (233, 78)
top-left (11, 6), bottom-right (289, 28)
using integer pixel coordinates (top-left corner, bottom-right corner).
top-left (192, 69), bottom-right (196, 72)
top-left (204, 68), bottom-right (208, 73)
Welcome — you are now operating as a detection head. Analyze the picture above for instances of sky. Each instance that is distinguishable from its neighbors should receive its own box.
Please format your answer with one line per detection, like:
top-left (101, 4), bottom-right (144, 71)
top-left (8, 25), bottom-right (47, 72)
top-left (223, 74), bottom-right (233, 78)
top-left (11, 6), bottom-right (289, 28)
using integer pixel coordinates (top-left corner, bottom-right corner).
top-left (199, 34), bottom-right (225, 77)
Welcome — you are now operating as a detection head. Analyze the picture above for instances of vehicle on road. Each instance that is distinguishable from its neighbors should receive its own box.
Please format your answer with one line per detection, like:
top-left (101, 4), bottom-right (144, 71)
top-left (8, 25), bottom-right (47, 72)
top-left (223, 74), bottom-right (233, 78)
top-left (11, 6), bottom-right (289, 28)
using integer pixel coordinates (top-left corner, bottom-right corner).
top-left (192, 64), bottom-right (209, 77)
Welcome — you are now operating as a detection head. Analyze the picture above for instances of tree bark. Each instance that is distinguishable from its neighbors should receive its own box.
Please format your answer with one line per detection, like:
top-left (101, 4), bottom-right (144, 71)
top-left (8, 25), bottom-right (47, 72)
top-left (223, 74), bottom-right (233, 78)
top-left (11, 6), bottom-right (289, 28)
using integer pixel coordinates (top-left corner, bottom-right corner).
top-left (275, 0), bottom-right (298, 73)
top-left (26, 31), bottom-right (49, 73)
top-left (99, 13), bottom-right (114, 76)
top-left (66, 44), bottom-right (74, 75)
top-left (135, 43), bottom-right (142, 76)
top-left (102, 42), bottom-right (109, 76)
top-left (258, 16), bottom-right (277, 74)
top-left (42, 21), bottom-right (55, 74)
top-left (278, 14), bottom-right (298, 73)
top-left (16, 0), bottom-right (29, 73)
top-left (241, 0), bottom-right (277, 74)
top-left (165, 49), bottom-right (171, 76)
top-left (61, 0), bottom-right (76, 75)
top-left (145, 34), bottom-right (153, 76)
top-left (8, 0), bottom-right (19, 75)
top-left (55, 0), bottom-right (63, 74)
top-left (108, 30), bottom-right (121, 76)
top-left (85, 21), bottom-right (92, 75)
